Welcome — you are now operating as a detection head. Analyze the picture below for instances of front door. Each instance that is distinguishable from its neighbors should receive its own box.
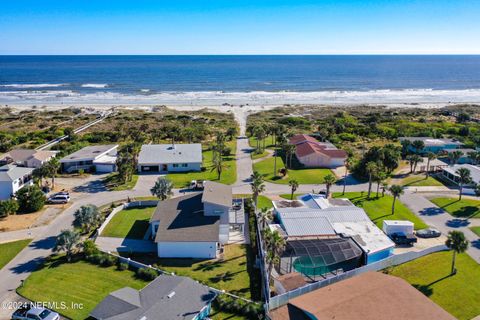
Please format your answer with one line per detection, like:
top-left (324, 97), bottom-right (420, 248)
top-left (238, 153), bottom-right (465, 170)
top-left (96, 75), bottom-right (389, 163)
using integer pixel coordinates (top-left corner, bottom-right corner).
top-left (162, 164), bottom-right (168, 171)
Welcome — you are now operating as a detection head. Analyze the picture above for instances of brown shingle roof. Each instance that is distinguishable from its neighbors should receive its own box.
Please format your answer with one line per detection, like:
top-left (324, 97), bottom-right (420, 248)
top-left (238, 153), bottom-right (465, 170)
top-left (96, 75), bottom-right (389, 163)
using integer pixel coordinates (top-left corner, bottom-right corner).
top-left (202, 181), bottom-right (232, 207)
top-left (150, 193), bottom-right (220, 242)
top-left (269, 272), bottom-right (455, 320)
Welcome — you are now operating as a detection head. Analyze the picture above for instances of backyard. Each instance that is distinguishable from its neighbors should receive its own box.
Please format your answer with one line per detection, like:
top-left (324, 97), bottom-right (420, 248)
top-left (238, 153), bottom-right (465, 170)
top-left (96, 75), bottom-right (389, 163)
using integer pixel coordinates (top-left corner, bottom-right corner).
top-left (430, 197), bottom-right (480, 219)
top-left (333, 192), bottom-right (428, 230)
top-left (388, 251), bottom-right (480, 320)
top-left (253, 156), bottom-right (332, 184)
top-left (17, 256), bottom-right (149, 320)
top-left (0, 239), bottom-right (31, 270)
top-left (101, 206), bottom-right (156, 239)
top-left (167, 140), bottom-right (237, 187)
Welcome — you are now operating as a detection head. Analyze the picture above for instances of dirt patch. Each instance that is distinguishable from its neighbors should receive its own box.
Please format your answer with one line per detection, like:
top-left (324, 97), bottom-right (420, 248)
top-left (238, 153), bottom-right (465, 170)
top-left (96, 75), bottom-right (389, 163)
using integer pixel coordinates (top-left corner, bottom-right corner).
top-left (0, 205), bottom-right (64, 232)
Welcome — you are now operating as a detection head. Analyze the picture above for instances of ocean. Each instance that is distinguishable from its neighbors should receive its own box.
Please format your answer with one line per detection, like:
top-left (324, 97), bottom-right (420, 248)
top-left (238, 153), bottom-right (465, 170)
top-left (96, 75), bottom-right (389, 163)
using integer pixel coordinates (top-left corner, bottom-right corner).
top-left (1, 55), bottom-right (480, 105)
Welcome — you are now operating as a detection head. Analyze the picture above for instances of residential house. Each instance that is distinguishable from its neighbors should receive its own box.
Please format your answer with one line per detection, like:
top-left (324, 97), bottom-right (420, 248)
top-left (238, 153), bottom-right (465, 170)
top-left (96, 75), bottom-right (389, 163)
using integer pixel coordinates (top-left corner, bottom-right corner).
top-left (60, 144), bottom-right (118, 173)
top-left (0, 149), bottom-right (56, 168)
top-left (90, 274), bottom-right (217, 320)
top-left (137, 143), bottom-right (202, 173)
top-left (289, 134), bottom-right (347, 168)
top-left (440, 148), bottom-right (477, 164)
top-left (150, 181), bottom-right (243, 259)
top-left (0, 164), bottom-right (34, 200)
top-left (441, 164), bottom-right (480, 187)
top-left (399, 137), bottom-right (463, 154)
top-left (269, 272), bottom-right (455, 320)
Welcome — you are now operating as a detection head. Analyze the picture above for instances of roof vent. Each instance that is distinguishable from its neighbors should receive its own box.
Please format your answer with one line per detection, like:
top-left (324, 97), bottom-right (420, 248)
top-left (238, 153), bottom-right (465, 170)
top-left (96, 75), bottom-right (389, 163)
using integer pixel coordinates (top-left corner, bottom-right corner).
top-left (167, 291), bottom-right (176, 299)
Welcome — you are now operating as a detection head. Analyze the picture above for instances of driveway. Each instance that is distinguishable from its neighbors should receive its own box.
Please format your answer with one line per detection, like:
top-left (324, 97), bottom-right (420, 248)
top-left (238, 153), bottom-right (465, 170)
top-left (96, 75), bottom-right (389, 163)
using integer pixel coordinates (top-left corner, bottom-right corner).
top-left (95, 237), bottom-right (156, 253)
top-left (401, 191), bottom-right (480, 263)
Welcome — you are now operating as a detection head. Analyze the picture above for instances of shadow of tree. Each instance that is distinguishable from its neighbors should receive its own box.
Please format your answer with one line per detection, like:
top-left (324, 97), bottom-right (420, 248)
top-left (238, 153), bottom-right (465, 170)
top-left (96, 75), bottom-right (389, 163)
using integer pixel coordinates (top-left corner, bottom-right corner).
top-left (446, 218), bottom-right (470, 228)
top-left (419, 207), bottom-right (445, 216)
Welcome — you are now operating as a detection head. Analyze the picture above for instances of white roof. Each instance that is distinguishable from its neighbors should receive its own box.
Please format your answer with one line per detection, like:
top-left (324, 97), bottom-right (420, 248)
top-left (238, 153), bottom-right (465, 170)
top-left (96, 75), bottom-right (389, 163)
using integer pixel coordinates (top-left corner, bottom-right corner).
top-left (333, 221), bottom-right (395, 255)
top-left (0, 164), bottom-right (34, 182)
top-left (399, 137), bottom-right (463, 146)
top-left (93, 154), bottom-right (117, 165)
top-left (443, 164), bottom-right (480, 184)
top-left (138, 144), bottom-right (202, 164)
top-left (60, 144), bottom-right (118, 163)
top-left (383, 220), bottom-right (414, 227)
top-left (299, 193), bottom-right (354, 209)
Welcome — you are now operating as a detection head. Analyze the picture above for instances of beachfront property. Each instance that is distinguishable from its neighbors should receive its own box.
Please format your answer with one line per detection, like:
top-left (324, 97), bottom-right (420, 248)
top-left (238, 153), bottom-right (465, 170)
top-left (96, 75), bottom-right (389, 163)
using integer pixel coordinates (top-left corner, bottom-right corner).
top-left (268, 271), bottom-right (455, 320)
top-left (289, 134), bottom-right (347, 168)
top-left (399, 137), bottom-right (463, 154)
top-left (137, 143), bottom-right (202, 173)
top-left (149, 181), bottom-right (244, 259)
top-left (441, 164), bottom-right (480, 187)
top-left (0, 164), bottom-right (34, 200)
top-left (268, 193), bottom-right (394, 287)
top-left (0, 149), bottom-right (56, 169)
top-left (60, 144), bottom-right (118, 173)
top-left (90, 274), bottom-right (217, 320)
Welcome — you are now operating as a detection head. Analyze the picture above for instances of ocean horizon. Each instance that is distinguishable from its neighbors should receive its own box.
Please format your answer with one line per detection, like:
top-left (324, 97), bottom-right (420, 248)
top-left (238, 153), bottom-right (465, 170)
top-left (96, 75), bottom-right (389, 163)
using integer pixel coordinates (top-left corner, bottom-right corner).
top-left (2, 55), bottom-right (480, 105)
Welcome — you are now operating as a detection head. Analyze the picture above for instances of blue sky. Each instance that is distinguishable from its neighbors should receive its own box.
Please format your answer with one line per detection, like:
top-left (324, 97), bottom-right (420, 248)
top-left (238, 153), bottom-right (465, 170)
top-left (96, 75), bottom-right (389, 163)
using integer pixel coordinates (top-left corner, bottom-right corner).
top-left (1, 0), bottom-right (479, 54)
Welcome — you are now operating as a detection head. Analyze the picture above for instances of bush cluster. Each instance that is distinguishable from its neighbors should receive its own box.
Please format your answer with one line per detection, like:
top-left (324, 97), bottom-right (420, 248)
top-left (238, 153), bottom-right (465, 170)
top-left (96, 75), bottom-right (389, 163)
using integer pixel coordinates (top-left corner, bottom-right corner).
top-left (215, 295), bottom-right (264, 319)
top-left (85, 253), bottom-right (118, 267)
top-left (136, 267), bottom-right (158, 281)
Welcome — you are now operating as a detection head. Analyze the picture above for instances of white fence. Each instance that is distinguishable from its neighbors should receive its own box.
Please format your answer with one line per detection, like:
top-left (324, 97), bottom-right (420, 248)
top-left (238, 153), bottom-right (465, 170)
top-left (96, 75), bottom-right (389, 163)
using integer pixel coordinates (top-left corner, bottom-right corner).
top-left (96, 200), bottom-right (159, 235)
top-left (267, 244), bottom-right (448, 311)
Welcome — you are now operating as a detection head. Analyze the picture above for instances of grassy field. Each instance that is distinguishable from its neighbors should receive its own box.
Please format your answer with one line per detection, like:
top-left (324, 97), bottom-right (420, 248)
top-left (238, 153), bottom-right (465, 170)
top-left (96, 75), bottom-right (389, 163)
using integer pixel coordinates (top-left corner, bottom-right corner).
top-left (333, 192), bottom-right (428, 230)
top-left (17, 256), bottom-right (149, 320)
top-left (167, 140), bottom-right (237, 188)
top-left (389, 251), bottom-right (480, 320)
top-left (249, 135), bottom-right (275, 149)
top-left (101, 206), bottom-right (156, 239)
top-left (470, 226), bottom-right (480, 237)
top-left (0, 239), bottom-right (31, 270)
top-left (103, 173), bottom-right (139, 191)
top-left (399, 174), bottom-right (444, 187)
top-left (251, 150), bottom-right (269, 160)
top-left (430, 197), bottom-right (480, 219)
top-left (123, 244), bottom-right (258, 300)
top-left (253, 157), bottom-right (332, 184)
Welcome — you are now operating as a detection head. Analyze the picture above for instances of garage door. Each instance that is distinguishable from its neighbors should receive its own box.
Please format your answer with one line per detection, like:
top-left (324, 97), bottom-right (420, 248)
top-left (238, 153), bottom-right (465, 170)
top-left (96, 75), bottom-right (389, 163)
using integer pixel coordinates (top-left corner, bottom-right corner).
top-left (141, 165), bottom-right (159, 172)
top-left (95, 164), bottom-right (116, 173)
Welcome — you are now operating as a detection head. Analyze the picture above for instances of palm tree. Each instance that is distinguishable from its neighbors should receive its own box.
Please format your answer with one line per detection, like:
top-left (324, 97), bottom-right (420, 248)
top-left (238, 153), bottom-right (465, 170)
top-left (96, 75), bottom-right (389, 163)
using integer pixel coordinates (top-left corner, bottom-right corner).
top-left (323, 174), bottom-right (336, 198)
top-left (53, 229), bottom-right (81, 262)
top-left (374, 171), bottom-right (387, 198)
top-left (412, 140), bottom-right (425, 154)
top-left (381, 182), bottom-right (388, 197)
top-left (366, 162), bottom-right (378, 199)
top-left (284, 144), bottom-right (296, 169)
top-left (400, 139), bottom-right (411, 158)
top-left (150, 177), bottom-right (173, 200)
top-left (445, 231), bottom-right (469, 275)
top-left (448, 150), bottom-right (463, 166)
top-left (426, 152), bottom-right (437, 177)
top-left (389, 185), bottom-right (404, 215)
top-left (257, 208), bottom-right (273, 230)
top-left (288, 179), bottom-right (299, 200)
top-left (210, 155), bottom-right (227, 180)
top-left (250, 171), bottom-right (265, 210)
top-left (263, 229), bottom-right (286, 278)
top-left (455, 167), bottom-right (471, 200)
top-left (412, 154), bottom-right (423, 173)
top-left (44, 157), bottom-right (60, 189)
top-left (342, 157), bottom-right (354, 195)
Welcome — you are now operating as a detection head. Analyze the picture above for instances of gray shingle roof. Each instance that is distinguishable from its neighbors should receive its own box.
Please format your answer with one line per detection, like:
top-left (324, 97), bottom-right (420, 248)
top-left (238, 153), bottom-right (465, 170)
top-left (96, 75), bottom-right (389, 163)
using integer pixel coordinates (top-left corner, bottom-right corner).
top-left (0, 165), bottom-right (34, 182)
top-left (202, 181), bottom-right (232, 207)
top-left (151, 193), bottom-right (220, 242)
top-left (60, 144), bottom-right (118, 162)
top-left (90, 275), bottom-right (216, 320)
top-left (138, 144), bottom-right (202, 164)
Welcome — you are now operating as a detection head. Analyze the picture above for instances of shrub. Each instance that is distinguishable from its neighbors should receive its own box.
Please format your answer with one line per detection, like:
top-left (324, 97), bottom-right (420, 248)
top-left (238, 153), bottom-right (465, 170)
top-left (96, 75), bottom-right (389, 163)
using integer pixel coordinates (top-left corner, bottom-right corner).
top-left (117, 262), bottom-right (129, 271)
top-left (101, 255), bottom-right (117, 267)
top-left (86, 253), bottom-right (105, 265)
top-left (136, 267), bottom-right (158, 281)
top-left (82, 239), bottom-right (99, 256)
top-left (0, 199), bottom-right (19, 218)
top-left (15, 185), bottom-right (46, 213)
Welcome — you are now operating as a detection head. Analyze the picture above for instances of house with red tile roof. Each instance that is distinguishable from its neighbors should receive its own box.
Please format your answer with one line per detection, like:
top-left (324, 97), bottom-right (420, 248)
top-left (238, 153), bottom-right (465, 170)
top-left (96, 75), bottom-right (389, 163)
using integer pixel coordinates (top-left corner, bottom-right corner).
top-left (289, 134), bottom-right (347, 168)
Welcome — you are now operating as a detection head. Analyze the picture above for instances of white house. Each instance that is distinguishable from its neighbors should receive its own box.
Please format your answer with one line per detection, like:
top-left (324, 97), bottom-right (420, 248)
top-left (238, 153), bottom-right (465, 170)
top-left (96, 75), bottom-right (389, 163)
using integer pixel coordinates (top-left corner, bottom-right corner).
top-left (0, 164), bottom-right (34, 200)
top-left (60, 144), bottom-right (118, 173)
top-left (441, 164), bottom-right (480, 187)
top-left (137, 144), bottom-right (202, 173)
top-left (149, 181), bottom-right (236, 259)
top-left (289, 134), bottom-right (347, 168)
top-left (0, 149), bottom-right (56, 169)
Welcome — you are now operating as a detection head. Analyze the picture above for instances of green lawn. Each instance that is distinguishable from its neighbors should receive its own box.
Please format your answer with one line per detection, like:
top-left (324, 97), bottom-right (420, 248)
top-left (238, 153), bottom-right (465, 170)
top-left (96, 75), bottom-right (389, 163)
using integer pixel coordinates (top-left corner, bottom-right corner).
top-left (389, 251), bottom-right (480, 320)
top-left (0, 239), bottom-right (31, 270)
top-left (248, 135), bottom-right (275, 149)
top-left (333, 192), bottom-right (428, 230)
top-left (17, 256), bottom-right (149, 320)
top-left (257, 195), bottom-right (273, 211)
top-left (399, 174), bottom-right (444, 187)
top-left (122, 244), bottom-right (258, 300)
top-left (430, 197), bottom-right (480, 219)
top-left (253, 157), bottom-right (332, 184)
top-left (167, 140), bottom-right (237, 188)
top-left (101, 206), bottom-right (156, 239)
top-left (251, 150), bottom-right (269, 160)
top-left (103, 173), bottom-right (139, 191)
top-left (280, 193), bottom-right (302, 200)
top-left (470, 226), bottom-right (480, 237)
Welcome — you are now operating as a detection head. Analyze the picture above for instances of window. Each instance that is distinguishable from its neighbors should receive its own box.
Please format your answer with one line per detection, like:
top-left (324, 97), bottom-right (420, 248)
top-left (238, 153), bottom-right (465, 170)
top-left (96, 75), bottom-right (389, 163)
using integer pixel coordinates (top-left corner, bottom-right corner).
top-left (182, 163), bottom-right (188, 167)
top-left (173, 164), bottom-right (179, 168)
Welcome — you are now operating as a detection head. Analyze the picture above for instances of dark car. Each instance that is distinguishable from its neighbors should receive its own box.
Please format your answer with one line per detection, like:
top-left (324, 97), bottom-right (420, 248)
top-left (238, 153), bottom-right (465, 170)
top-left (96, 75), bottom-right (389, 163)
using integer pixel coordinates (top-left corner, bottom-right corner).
top-left (416, 228), bottom-right (441, 238)
top-left (390, 233), bottom-right (417, 246)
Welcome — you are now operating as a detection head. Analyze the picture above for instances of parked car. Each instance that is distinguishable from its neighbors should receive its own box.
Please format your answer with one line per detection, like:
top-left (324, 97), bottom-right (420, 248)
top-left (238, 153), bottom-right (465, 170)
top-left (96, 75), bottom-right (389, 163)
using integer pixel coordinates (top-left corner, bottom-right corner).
top-left (12, 305), bottom-right (59, 320)
top-left (47, 194), bottom-right (70, 204)
top-left (416, 228), bottom-right (441, 238)
top-left (390, 233), bottom-right (417, 246)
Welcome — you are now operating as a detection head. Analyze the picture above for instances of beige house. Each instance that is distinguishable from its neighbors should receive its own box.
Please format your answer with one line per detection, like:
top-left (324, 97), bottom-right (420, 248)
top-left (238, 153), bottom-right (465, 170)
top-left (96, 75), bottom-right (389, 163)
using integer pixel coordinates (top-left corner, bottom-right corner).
top-left (0, 149), bottom-right (56, 169)
top-left (289, 134), bottom-right (347, 168)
